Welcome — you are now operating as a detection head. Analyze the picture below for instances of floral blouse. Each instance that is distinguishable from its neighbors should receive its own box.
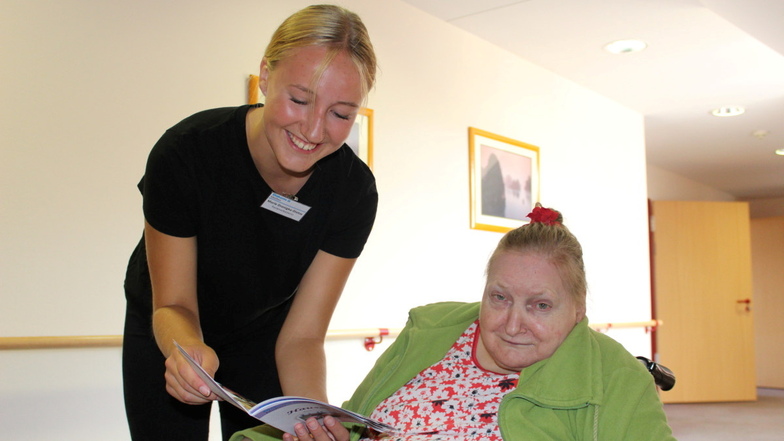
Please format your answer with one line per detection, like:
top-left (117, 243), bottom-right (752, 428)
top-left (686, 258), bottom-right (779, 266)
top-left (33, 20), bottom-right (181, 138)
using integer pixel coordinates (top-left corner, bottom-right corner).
top-left (362, 321), bottom-right (519, 441)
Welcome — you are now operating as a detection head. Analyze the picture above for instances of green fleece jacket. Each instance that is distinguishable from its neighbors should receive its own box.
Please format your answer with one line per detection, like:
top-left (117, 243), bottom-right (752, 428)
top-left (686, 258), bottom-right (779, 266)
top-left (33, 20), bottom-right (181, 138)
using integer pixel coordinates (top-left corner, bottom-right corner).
top-left (232, 302), bottom-right (675, 441)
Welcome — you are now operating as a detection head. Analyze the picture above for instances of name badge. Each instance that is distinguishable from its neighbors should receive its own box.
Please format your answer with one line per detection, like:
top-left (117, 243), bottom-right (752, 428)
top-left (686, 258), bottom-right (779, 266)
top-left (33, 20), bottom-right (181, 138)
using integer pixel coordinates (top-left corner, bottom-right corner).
top-left (261, 192), bottom-right (311, 221)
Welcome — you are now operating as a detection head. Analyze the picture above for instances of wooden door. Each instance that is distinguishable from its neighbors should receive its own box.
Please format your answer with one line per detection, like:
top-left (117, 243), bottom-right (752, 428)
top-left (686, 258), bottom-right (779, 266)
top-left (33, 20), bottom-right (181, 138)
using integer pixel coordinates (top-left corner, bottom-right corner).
top-left (750, 217), bottom-right (784, 388)
top-left (651, 201), bottom-right (756, 403)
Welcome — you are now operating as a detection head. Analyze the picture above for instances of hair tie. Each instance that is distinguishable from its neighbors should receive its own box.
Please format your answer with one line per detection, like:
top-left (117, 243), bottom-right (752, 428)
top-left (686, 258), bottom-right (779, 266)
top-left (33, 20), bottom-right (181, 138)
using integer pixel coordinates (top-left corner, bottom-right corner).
top-left (526, 205), bottom-right (561, 226)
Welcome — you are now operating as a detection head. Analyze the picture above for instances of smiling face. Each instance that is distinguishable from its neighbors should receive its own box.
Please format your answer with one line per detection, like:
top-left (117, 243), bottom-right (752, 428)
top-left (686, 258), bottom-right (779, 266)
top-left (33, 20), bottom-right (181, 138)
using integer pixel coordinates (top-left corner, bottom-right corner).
top-left (477, 250), bottom-right (585, 374)
top-left (256, 45), bottom-right (363, 177)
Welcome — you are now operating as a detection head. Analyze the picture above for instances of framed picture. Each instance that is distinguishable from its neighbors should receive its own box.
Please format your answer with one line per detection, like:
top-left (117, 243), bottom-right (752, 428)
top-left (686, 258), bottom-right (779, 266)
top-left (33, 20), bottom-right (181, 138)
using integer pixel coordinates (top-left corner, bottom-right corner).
top-left (468, 127), bottom-right (540, 232)
top-left (247, 74), bottom-right (260, 105)
top-left (344, 107), bottom-right (373, 169)
top-left (247, 74), bottom-right (373, 169)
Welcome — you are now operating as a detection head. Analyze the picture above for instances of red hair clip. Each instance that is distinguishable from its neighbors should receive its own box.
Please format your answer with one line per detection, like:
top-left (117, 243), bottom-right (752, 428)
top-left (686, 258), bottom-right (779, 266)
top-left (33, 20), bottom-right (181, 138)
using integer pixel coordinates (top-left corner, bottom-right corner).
top-left (526, 205), bottom-right (561, 225)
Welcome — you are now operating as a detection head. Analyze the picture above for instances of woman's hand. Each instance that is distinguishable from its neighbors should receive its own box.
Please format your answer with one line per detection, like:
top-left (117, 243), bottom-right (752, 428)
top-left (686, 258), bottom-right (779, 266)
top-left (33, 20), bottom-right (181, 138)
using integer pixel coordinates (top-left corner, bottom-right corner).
top-left (283, 416), bottom-right (350, 441)
top-left (163, 343), bottom-right (220, 404)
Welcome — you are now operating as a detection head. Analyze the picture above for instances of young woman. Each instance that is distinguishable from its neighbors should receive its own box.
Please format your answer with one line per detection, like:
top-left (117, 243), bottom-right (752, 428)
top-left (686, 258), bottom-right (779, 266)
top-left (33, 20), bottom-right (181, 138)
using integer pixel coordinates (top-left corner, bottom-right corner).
top-left (122, 5), bottom-right (378, 440)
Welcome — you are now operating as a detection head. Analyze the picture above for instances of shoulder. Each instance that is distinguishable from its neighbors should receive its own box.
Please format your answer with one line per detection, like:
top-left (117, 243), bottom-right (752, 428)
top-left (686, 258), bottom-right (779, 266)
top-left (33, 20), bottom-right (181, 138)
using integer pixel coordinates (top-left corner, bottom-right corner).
top-left (321, 145), bottom-right (375, 186)
top-left (149, 106), bottom-right (251, 162)
top-left (561, 320), bottom-right (646, 373)
top-left (587, 327), bottom-right (645, 370)
top-left (318, 145), bottom-right (377, 215)
top-left (573, 323), bottom-right (654, 395)
top-left (165, 105), bottom-right (251, 137)
top-left (408, 302), bottom-right (480, 329)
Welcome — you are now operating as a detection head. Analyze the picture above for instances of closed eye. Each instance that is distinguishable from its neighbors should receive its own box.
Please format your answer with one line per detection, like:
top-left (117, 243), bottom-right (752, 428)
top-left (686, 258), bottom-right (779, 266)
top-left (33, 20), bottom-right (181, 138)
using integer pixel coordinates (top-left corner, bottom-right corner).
top-left (332, 110), bottom-right (351, 120)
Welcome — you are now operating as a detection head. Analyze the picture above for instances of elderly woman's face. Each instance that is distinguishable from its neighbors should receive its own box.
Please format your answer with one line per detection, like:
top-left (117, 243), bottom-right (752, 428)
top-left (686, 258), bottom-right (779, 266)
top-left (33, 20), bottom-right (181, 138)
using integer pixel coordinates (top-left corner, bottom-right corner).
top-left (477, 250), bottom-right (584, 374)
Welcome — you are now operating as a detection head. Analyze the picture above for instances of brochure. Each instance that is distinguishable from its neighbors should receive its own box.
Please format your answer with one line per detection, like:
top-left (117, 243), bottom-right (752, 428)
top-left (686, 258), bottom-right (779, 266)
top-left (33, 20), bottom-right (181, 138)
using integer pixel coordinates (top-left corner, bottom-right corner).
top-left (173, 341), bottom-right (398, 435)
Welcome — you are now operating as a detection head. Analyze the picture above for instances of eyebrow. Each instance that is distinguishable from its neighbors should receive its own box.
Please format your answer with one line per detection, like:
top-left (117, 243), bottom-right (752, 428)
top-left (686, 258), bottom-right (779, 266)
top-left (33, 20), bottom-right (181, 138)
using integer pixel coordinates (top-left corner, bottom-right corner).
top-left (291, 84), bottom-right (359, 108)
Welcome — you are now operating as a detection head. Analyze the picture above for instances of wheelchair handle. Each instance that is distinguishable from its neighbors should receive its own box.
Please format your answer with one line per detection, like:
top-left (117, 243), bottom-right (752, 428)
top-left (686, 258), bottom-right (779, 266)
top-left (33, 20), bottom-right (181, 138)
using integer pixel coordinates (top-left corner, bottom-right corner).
top-left (637, 356), bottom-right (676, 391)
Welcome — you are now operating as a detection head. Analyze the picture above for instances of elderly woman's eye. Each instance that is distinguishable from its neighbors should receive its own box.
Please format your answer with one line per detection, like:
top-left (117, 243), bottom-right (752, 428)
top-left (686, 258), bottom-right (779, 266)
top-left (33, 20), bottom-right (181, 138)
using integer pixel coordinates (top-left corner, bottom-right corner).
top-left (492, 293), bottom-right (506, 302)
top-left (536, 302), bottom-right (550, 310)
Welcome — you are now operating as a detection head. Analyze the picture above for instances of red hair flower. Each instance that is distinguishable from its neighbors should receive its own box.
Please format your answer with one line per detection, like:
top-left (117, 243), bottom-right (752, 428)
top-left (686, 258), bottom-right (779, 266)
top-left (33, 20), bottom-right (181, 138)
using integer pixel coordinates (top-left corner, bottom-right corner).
top-left (527, 205), bottom-right (561, 226)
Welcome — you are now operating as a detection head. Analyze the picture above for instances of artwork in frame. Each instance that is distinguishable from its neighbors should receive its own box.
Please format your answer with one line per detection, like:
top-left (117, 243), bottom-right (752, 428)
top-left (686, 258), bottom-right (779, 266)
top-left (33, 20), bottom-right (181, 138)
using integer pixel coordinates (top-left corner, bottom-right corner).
top-left (344, 107), bottom-right (374, 170)
top-left (468, 127), bottom-right (540, 233)
top-left (247, 74), bottom-right (374, 169)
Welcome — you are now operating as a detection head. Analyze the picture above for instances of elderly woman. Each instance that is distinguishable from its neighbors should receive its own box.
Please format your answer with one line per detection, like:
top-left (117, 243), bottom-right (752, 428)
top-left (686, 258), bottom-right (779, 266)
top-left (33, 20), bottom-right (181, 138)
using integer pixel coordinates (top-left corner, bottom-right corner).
top-left (233, 204), bottom-right (675, 441)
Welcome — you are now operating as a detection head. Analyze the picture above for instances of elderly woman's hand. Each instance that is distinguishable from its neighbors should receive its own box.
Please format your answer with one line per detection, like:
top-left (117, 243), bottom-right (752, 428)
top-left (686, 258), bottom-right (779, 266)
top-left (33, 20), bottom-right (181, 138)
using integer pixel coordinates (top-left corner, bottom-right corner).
top-left (282, 415), bottom-right (350, 441)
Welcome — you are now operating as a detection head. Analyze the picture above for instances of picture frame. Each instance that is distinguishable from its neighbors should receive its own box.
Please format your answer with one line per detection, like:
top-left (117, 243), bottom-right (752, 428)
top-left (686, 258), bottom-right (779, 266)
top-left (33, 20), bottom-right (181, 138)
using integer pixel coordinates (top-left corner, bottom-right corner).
top-left (247, 75), bottom-right (374, 169)
top-left (247, 74), bottom-right (260, 105)
top-left (345, 107), bottom-right (374, 169)
top-left (468, 127), bottom-right (540, 232)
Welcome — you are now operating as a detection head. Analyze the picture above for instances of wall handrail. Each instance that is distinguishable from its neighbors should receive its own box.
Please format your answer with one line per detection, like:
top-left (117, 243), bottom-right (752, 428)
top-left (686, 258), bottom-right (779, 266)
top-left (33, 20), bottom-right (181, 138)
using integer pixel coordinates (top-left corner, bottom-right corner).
top-left (590, 319), bottom-right (662, 332)
top-left (0, 335), bottom-right (123, 350)
top-left (0, 320), bottom-right (661, 350)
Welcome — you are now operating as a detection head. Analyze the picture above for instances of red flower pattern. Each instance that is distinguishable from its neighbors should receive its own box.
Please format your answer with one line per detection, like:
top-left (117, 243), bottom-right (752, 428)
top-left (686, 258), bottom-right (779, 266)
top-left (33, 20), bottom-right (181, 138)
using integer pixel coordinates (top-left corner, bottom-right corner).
top-left (362, 322), bottom-right (519, 441)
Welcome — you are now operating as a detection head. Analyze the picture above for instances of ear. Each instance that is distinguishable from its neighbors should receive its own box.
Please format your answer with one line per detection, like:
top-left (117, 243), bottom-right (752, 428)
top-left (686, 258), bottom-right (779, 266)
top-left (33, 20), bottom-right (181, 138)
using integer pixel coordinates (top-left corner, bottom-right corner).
top-left (575, 303), bottom-right (587, 324)
top-left (258, 58), bottom-right (270, 96)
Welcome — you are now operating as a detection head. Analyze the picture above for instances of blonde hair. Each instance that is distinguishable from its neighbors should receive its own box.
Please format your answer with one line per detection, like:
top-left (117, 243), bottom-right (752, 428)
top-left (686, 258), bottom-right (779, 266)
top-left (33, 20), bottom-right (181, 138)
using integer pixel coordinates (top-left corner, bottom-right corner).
top-left (264, 4), bottom-right (377, 99)
top-left (486, 205), bottom-right (587, 310)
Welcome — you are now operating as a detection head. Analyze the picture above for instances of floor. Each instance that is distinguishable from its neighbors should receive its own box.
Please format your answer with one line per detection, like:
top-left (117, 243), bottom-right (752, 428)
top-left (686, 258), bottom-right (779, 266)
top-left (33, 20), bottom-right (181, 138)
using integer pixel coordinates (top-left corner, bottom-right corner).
top-left (663, 388), bottom-right (784, 440)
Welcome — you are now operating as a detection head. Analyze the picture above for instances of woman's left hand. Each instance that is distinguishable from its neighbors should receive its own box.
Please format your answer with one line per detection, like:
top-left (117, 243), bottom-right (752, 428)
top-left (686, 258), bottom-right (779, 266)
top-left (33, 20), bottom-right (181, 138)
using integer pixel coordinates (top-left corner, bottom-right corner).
top-left (283, 415), bottom-right (350, 441)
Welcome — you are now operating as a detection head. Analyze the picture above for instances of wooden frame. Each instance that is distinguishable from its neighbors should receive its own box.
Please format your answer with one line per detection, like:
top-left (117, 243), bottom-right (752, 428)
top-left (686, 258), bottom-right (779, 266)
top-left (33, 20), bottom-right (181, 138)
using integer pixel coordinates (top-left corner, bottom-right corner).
top-left (468, 127), bottom-right (540, 232)
top-left (345, 107), bottom-right (373, 169)
top-left (247, 74), bottom-right (260, 105)
top-left (247, 74), bottom-right (373, 169)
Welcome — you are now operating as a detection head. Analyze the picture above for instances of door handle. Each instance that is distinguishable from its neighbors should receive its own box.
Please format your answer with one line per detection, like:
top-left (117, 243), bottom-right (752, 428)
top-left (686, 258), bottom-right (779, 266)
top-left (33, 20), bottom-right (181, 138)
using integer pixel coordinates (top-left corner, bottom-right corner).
top-left (736, 298), bottom-right (752, 312)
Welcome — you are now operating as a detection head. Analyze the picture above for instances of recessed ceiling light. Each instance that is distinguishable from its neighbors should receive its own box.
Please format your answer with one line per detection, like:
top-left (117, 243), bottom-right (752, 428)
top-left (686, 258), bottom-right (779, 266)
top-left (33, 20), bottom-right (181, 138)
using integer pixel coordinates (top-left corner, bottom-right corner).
top-left (604, 39), bottom-right (647, 54)
top-left (711, 106), bottom-right (745, 117)
top-left (775, 148), bottom-right (784, 156)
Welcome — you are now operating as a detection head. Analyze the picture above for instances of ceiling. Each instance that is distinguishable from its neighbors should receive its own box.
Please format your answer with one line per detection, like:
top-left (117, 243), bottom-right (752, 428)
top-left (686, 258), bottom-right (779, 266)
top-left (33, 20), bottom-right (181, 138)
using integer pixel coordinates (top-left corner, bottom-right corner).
top-left (400, 0), bottom-right (784, 199)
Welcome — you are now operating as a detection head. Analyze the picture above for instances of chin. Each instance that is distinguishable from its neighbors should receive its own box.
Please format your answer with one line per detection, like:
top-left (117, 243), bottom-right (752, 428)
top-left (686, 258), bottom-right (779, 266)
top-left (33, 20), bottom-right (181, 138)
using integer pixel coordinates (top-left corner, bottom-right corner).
top-left (286, 146), bottom-right (337, 168)
top-left (492, 354), bottom-right (530, 373)
top-left (496, 351), bottom-right (543, 372)
top-left (277, 150), bottom-right (320, 171)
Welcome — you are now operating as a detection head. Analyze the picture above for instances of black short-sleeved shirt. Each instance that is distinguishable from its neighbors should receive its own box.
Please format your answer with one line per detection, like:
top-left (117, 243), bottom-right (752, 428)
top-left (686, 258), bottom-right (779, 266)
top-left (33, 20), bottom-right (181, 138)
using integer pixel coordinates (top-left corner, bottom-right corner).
top-left (124, 105), bottom-right (378, 342)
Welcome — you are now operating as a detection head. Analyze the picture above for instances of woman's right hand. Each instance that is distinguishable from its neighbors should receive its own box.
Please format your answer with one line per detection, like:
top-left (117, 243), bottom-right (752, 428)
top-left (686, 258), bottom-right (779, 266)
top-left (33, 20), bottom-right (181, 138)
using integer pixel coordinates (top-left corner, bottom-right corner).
top-left (144, 221), bottom-right (214, 404)
top-left (163, 343), bottom-right (220, 404)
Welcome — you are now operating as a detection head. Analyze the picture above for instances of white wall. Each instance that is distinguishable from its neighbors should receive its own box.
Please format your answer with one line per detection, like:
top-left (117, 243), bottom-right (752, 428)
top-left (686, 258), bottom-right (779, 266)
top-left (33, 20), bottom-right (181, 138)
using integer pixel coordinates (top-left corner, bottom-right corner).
top-left (1, 1), bottom-right (654, 439)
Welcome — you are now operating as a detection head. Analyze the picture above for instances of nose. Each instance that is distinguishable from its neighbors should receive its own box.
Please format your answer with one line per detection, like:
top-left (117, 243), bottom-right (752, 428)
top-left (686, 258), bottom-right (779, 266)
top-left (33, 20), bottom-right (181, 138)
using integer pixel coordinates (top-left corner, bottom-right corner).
top-left (302, 108), bottom-right (326, 143)
top-left (504, 307), bottom-right (528, 336)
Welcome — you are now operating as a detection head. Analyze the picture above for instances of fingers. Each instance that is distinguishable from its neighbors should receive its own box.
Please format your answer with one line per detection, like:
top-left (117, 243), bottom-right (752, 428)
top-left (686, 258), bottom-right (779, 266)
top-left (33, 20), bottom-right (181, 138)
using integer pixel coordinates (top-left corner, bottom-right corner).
top-left (290, 416), bottom-right (349, 441)
top-left (323, 416), bottom-right (349, 440)
top-left (164, 346), bottom-right (220, 404)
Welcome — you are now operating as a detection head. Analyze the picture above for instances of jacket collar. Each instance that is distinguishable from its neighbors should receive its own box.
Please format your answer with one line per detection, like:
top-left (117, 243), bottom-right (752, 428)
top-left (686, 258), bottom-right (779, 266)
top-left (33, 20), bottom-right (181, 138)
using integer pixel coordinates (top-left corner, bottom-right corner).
top-left (508, 317), bottom-right (604, 409)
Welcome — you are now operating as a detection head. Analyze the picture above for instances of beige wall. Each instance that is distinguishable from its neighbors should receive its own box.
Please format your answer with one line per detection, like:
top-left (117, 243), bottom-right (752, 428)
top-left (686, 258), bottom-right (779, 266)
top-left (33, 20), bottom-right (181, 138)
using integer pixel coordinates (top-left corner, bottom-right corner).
top-left (647, 164), bottom-right (736, 202)
top-left (2, 0), bottom-right (658, 439)
top-left (646, 165), bottom-right (784, 218)
top-left (748, 197), bottom-right (784, 218)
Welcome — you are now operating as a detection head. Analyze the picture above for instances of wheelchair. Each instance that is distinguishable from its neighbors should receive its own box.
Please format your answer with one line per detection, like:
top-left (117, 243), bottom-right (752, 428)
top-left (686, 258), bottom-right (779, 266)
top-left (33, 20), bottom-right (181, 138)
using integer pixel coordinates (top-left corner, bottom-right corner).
top-left (637, 356), bottom-right (676, 391)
